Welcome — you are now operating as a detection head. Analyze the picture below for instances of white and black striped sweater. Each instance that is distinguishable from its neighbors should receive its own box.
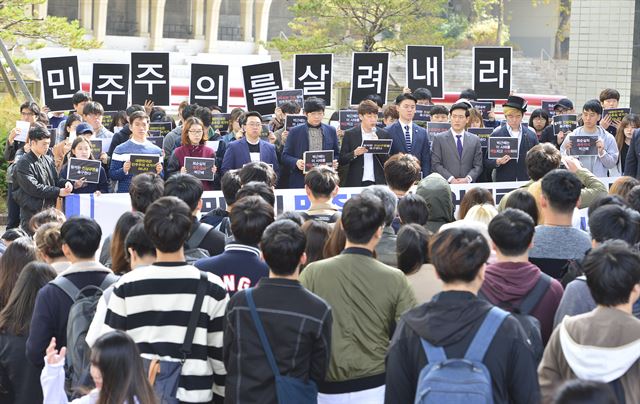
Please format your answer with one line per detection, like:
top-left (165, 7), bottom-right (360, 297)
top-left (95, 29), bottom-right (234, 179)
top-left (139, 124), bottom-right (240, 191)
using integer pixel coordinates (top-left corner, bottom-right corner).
top-left (104, 262), bottom-right (229, 403)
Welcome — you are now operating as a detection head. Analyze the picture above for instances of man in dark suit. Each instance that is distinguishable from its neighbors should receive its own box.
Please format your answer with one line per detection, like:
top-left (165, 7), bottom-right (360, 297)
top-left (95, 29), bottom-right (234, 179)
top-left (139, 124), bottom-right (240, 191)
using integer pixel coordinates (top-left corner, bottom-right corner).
top-left (221, 111), bottom-right (279, 178)
top-left (431, 102), bottom-right (483, 183)
top-left (387, 93), bottom-right (431, 178)
top-left (282, 97), bottom-right (340, 188)
top-left (484, 96), bottom-right (539, 182)
top-left (339, 100), bottom-right (391, 187)
top-left (624, 128), bottom-right (640, 179)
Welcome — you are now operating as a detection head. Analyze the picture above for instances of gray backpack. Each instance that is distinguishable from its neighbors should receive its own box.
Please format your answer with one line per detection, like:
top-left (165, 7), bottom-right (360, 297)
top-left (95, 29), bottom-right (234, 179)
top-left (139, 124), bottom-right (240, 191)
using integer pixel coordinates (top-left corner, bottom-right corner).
top-left (184, 223), bottom-right (213, 264)
top-left (52, 273), bottom-right (119, 388)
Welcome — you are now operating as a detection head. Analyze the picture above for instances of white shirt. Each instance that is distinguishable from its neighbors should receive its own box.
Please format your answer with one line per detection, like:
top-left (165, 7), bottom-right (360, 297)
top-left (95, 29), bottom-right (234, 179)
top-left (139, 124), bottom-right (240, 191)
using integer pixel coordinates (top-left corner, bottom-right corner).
top-left (506, 124), bottom-right (522, 153)
top-left (451, 128), bottom-right (465, 146)
top-left (361, 128), bottom-right (377, 183)
top-left (399, 120), bottom-right (413, 145)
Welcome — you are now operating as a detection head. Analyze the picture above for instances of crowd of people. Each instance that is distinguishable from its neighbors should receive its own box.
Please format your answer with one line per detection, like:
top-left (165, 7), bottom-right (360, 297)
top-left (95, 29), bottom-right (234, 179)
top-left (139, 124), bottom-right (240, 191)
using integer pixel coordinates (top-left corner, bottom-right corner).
top-left (0, 85), bottom-right (639, 404)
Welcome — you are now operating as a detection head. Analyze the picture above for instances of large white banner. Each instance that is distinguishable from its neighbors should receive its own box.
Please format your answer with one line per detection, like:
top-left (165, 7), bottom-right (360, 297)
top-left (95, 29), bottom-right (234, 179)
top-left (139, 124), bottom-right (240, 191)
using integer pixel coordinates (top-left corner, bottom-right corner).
top-left (65, 178), bottom-right (617, 237)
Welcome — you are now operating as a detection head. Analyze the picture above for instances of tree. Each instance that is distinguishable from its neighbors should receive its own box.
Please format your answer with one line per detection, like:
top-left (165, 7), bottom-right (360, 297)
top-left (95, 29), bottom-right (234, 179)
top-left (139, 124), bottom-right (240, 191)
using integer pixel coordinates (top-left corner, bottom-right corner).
top-left (269, 0), bottom-right (452, 56)
top-left (0, 0), bottom-right (100, 50)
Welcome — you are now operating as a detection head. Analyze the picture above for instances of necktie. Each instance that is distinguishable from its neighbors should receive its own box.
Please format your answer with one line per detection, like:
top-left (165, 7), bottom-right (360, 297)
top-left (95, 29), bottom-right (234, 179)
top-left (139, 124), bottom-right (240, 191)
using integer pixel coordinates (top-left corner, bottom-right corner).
top-left (404, 125), bottom-right (412, 152)
top-left (456, 135), bottom-right (463, 158)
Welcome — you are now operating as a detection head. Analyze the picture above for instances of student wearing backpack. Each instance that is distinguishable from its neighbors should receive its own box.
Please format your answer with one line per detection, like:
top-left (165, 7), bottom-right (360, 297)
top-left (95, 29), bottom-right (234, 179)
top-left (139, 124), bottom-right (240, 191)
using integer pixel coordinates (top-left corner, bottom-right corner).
top-left (539, 240), bottom-right (640, 404)
top-left (102, 196), bottom-right (229, 403)
top-left (480, 209), bottom-right (564, 347)
top-left (164, 173), bottom-right (226, 260)
top-left (385, 227), bottom-right (540, 404)
top-left (196, 195), bottom-right (273, 296)
top-left (224, 220), bottom-right (332, 403)
top-left (26, 217), bottom-right (117, 374)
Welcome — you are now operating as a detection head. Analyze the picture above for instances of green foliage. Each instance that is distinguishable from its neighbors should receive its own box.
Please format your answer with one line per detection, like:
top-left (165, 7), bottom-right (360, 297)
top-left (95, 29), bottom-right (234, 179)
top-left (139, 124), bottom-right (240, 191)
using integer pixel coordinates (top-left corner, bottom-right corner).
top-left (0, 94), bottom-right (20, 200)
top-left (269, 0), bottom-right (452, 56)
top-left (0, 0), bottom-right (100, 50)
top-left (462, 18), bottom-right (510, 47)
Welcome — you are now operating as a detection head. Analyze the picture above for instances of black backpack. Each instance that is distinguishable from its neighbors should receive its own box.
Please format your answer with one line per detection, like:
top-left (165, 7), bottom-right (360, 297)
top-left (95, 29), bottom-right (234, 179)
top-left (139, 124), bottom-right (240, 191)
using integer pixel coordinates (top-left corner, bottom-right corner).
top-left (52, 273), bottom-right (119, 388)
top-left (479, 273), bottom-right (551, 363)
top-left (184, 223), bottom-right (214, 264)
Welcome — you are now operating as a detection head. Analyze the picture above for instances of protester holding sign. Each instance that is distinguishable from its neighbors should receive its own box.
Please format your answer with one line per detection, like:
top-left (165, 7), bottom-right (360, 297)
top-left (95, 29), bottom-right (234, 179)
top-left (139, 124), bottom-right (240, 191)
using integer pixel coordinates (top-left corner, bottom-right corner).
top-left (528, 108), bottom-right (551, 140)
top-left (59, 137), bottom-right (109, 195)
top-left (431, 102), bottom-right (483, 183)
top-left (52, 113), bottom-right (82, 172)
top-left (615, 113), bottom-right (640, 175)
top-left (598, 88), bottom-right (621, 135)
top-left (166, 117), bottom-right (217, 190)
top-left (283, 97), bottom-right (340, 188)
top-left (485, 96), bottom-right (539, 182)
top-left (339, 100), bottom-right (391, 187)
top-left (540, 98), bottom-right (575, 147)
top-left (560, 99), bottom-right (619, 177)
top-left (109, 111), bottom-right (163, 192)
top-left (221, 111), bottom-right (279, 178)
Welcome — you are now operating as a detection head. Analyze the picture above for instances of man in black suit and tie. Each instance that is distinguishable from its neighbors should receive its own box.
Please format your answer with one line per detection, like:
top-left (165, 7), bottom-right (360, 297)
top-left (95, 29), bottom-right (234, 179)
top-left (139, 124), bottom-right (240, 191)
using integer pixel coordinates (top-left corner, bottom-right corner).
top-left (431, 102), bottom-right (483, 183)
top-left (387, 93), bottom-right (431, 178)
top-left (339, 100), bottom-right (391, 187)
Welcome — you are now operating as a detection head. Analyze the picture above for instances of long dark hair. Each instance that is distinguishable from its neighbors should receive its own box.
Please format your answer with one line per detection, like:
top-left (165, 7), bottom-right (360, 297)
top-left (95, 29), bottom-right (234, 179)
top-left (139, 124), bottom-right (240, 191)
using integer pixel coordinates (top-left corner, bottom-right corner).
top-left (0, 237), bottom-right (38, 309)
top-left (110, 212), bottom-right (144, 275)
top-left (301, 220), bottom-right (332, 265)
top-left (91, 331), bottom-right (157, 404)
top-left (0, 262), bottom-right (56, 335)
top-left (63, 113), bottom-right (83, 138)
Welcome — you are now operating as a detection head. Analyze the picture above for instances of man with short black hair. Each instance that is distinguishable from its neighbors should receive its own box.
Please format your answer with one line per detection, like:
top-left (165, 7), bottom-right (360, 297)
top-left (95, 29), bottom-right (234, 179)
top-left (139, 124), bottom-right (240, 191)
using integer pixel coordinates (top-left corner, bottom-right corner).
top-left (224, 219), bottom-right (332, 403)
top-left (481, 209), bottom-right (564, 344)
top-left (221, 111), bottom-right (279, 177)
top-left (200, 170), bottom-right (242, 229)
top-left (82, 101), bottom-right (113, 139)
top-left (386, 227), bottom-right (540, 403)
top-left (339, 100), bottom-right (391, 186)
top-left (383, 153), bottom-right (421, 198)
top-left (196, 195), bottom-right (273, 295)
top-left (362, 185), bottom-right (398, 267)
top-left (238, 161), bottom-right (277, 188)
top-left (529, 170), bottom-right (592, 279)
top-left (13, 126), bottom-right (73, 231)
top-left (27, 216), bottom-right (115, 367)
top-left (599, 88), bottom-right (621, 135)
top-left (283, 97), bottom-right (340, 188)
top-left (387, 93), bottom-right (431, 178)
top-left (103, 196), bottom-right (229, 403)
top-left (164, 173), bottom-right (226, 257)
top-left (539, 240), bottom-right (640, 404)
top-left (413, 88), bottom-right (432, 106)
top-left (428, 105), bottom-right (449, 123)
top-left (554, 204), bottom-right (640, 325)
top-left (300, 194), bottom-right (415, 403)
top-left (302, 166), bottom-right (341, 223)
top-left (540, 98), bottom-right (575, 147)
top-left (106, 104), bottom-right (146, 157)
top-left (561, 99), bottom-right (618, 177)
top-left (431, 102), bottom-right (483, 184)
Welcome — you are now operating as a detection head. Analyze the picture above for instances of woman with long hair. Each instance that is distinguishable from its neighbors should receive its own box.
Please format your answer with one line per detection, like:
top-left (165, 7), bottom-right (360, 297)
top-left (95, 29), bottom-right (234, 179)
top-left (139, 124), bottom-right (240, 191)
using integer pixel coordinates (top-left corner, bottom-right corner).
top-left (0, 237), bottom-right (38, 309)
top-left (42, 330), bottom-right (157, 404)
top-left (108, 212), bottom-right (144, 275)
top-left (615, 113), bottom-right (640, 175)
top-left (0, 262), bottom-right (57, 403)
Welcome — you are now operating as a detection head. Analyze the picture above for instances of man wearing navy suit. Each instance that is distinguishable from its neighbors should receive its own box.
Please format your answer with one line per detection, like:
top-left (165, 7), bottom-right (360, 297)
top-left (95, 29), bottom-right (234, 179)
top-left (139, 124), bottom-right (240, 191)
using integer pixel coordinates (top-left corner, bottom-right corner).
top-left (221, 111), bottom-right (280, 178)
top-left (387, 93), bottom-right (431, 178)
top-left (484, 96), bottom-right (539, 182)
top-left (282, 97), bottom-right (340, 188)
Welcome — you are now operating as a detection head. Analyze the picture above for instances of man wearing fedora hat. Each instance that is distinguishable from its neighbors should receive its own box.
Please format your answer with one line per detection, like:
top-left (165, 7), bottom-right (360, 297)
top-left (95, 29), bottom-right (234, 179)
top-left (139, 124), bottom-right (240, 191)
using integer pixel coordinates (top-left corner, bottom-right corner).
top-left (484, 95), bottom-right (539, 182)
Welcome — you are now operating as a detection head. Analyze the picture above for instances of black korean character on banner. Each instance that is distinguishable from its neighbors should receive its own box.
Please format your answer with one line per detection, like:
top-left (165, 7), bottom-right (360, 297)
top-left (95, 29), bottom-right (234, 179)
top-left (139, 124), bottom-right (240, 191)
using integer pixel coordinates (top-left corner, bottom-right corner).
top-left (190, 64), bottom-right (229, 111)
top-left (91, 63), bottom-right (130, 111)
top-left (40, 56), bottom-right (80, 112)
top-left (294, 54), bottom-right (333, 106)
top-left (350, 52), bottom-right (389, 105)
top-left (406, 46), bottom-right (444, 99)
top-left (242, 61), bottom-right (283, 116)
top-left (473, 47), bottom-right (512, 100)
top-left (131, 52), bottom-right (170, 106)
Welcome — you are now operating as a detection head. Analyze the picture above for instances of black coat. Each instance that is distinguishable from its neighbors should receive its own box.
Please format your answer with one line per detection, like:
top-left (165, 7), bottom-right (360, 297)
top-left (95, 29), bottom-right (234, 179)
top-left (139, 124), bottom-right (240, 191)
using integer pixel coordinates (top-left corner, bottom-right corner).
top-left (385, 291), bottom-right (540, 404)
top-left (484, 125), bottom-right (539, 182)
top-left (0, 333), bottom-right (43, 403)
top-left (338, 125), bottom-right (390, 187)
top-left (13, 151), bottom-right (66, 214)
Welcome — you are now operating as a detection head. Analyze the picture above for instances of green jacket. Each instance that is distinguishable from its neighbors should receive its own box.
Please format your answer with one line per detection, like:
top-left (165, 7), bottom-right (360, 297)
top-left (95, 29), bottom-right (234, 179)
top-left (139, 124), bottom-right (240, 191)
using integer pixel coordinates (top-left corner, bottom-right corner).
top-left (300, 248), bottom-right (417, 384)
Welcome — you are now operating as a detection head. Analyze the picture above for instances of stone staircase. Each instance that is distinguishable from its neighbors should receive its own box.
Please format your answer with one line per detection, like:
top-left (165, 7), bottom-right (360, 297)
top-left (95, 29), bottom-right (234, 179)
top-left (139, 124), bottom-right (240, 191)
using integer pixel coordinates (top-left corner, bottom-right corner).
top-left (274, 49), bottom-right (569, 98)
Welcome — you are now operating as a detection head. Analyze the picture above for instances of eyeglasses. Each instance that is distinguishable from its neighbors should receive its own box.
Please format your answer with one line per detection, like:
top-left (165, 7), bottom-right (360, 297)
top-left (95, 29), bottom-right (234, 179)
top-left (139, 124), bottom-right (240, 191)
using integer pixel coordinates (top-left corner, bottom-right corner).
top-left (188, 130), bottom-right (204, 134)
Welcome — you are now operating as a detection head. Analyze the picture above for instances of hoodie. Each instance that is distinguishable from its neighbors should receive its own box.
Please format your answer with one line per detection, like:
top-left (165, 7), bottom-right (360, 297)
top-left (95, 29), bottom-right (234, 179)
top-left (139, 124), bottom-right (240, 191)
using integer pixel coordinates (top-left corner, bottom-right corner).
top-left (481, 261), bottom-right (564, 344)
top-left (415, 173), bottom-right (455, 233)
top-left (539, 306), bottom-right (640, 404)
top-left (385, 291), bottom-right (540, 404)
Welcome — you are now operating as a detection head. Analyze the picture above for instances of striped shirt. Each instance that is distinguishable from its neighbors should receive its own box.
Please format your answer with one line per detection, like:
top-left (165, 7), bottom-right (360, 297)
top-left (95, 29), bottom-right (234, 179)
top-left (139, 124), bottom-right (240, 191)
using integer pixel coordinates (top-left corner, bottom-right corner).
top-left (104, 262), bottom-right (229, 403)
